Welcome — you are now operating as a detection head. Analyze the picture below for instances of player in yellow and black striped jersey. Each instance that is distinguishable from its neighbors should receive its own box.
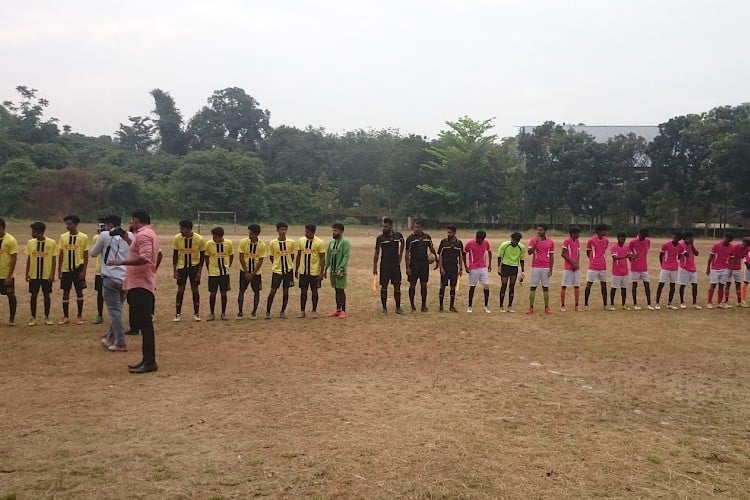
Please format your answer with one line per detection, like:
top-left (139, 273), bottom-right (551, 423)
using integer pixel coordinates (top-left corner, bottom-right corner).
top-left (237, 223), bottom-right (267, 319)
top-left (172, 219), bottom-right (205, 322)
top-left (57, 215), bottom-right (89, 325)
top-left (204, 226), bottom-right (233, 321)
top-left (0, 217), bottom-right (19, 325)
top-left (265, 222), bottom-right (296, 319)
top-left (25, 221), bottom-right (57, 325)
top-left (295, 224), bottom-right (326, 318)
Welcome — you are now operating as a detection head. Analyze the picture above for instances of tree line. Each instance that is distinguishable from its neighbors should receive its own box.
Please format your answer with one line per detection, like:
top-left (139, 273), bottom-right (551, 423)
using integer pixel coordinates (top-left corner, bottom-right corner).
top-left (1, 85), bottom-right (748, 230)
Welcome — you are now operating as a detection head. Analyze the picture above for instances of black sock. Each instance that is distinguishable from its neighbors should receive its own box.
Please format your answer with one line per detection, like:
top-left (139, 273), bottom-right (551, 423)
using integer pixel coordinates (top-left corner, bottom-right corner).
top-left (210, 294), bottom-right (216, 314)
top-left (499, 283), bottom-right (507, 307)
top-left (31, 294), bottom-right (38, 317)
top-left (281, 288), bottom-right (289, 312)
top-left (439, 286), bottom-right (445, 308)
top-left (238, 293), bottom-right (244, 314)
top-left (394, 289), bottom-right (401, 309)
top-left (380, 288), bottom-right (387, 309)
top-left (449, 288), bottom-right (455, 308)
top-left (252, 292), bottom-right (260, 314)
top-left (311, 289), bottom-right (319, 312)
top-left (76, 297), bottom-right (83, 317)
top-left (483, 288), bottom-right (489, 307)
top-left (420, 285), bottom-right (427, 308)
top-left (192, 291), bottom-right (200, 314)
top-left (300, 289), bottom-right (308, 311)
top-left (409, 287), bottom-right (416, 309)
top-left (468, 286), bottom-right (475, 307)
top-left (221, 294), bottom-right (227, 314)
top-left (508, 283), bottom-right (515, 306)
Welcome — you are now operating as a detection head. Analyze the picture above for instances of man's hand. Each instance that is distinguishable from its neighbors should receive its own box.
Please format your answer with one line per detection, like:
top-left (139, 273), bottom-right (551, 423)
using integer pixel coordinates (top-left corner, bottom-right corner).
top-left (108, 259), bottom-right (122, 266)
top-left (323, 270), bottom-right (328, 279)
top-left (294, 270), bottom-right (299, 279)
top-left (440, 267), bottom-right (445, 276)
top-left (25, 276), bottom-right (30, 282)
top-left (406, 267), bottom-right (411, 276)
top-left (49, 276), bottom-right (55, 284)
top-left (173, 270), bottom-right (179, 280)
top-left (520, 272), bottom-right (525, 282)
top-left (548, 269), bottom-right (553, 278)
top-left (372, 268), bottom-right (377, 276)
top-left (78, 270), bottom-right (85, 281)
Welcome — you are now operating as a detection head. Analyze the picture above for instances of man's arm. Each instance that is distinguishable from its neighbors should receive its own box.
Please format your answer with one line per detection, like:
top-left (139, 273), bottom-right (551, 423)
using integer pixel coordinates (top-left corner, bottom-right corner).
top-left (24, 255), bottom-right (30, 282)
top-left (549, 254), bottom-right (555, 276)
top-left (562, 247), bottom-right (575, 269)
top-left (50, 256), bottom-right (56, 282)
top-left (372, 245), bottom-right (380, 275)
top-left (520, 258), bottom-right (525, 273)
top-left (659, 251), bottom-right (665, 265)
top-left (58, 247), bottom-right (64, 278)
top-left (398, 236), bottom-right (405, 264)
top-left (172, 249), bottom-right (179, 278)
top-left (706, 254), bottom-right (714, 275)
top-left (8, 252), bottom-right (17, 281)
top-left (295, 248), bottom-right (302, 278)
top-left (318, 250), bottom-right (326, 280)
top-left (89, 235), bottom-right (105, 257)
top-left (81, 251), bottom-right (89, 279)
top-left (487, 250), bottom-right (492, 272)
top-left (429, 240), bottom-right (438, 270)
top-left (156, 250), bottom-right (163, 271)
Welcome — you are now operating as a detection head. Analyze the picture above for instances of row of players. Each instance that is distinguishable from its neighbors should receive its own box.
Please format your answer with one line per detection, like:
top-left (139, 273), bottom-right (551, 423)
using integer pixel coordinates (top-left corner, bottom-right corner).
top-left (372, 220), bottom-right (750, 314)
top-left (0, 217), bottom-right (352, 326)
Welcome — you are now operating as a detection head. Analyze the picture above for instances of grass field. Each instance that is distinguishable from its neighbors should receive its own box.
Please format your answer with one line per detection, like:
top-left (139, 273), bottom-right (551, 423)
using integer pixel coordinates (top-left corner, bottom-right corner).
top-left (1, 222), bottom-right (749, 499)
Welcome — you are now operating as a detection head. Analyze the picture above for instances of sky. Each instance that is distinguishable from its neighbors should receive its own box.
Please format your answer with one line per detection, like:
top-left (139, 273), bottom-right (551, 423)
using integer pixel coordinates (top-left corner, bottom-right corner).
top-left (1, 0), bottom-right (749, 140)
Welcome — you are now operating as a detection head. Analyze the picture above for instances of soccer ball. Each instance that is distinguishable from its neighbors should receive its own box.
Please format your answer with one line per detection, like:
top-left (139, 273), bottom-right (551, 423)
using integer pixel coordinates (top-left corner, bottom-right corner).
top-left (428, 254), bottom-right (436, 264)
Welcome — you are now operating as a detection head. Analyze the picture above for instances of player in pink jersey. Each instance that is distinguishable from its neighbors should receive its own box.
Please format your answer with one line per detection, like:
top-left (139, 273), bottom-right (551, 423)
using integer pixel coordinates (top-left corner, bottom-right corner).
top-left (706, 232), bottom-right (734, 309)
top-left (742, 238), bottom-right (750, 305)
top-left (584, 224), bottom-right (609, 310)
top-left (526, 224), bottom-right (554, 314)
top-left (724, 240), bottom-right (746, 307)
top-left (609, 233), bottom-right (632, 310)
top-left (677, 231), bottom-right (701, 309)
top-left (655, 231), bottom-right (684, 309)
top-left (628, 228), bottom-right (653, 310)
top-left (463, 230), bottom-right (492, 313)
top-left (560, 227), bottom-right (582, 312)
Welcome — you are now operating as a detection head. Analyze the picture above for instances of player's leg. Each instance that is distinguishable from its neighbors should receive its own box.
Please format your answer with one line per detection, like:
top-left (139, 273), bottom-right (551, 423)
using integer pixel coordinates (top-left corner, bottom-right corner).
top-left (438, 273), bottom-right (447, 311)
top-left (507, 275), bottom-right (517, 311)
top-left (599, 275), bottom-right (608, 307)
top-left (311, 278), bottom-right (320, 313)
top-left (419, 268), bottom-right (429, 312)
top-left (74, 267), bottom-right (85, 322)
top-left (392, 265), bottom-right (403, 313)
top-left (43, 283), bottom-right (52, 320)
top-left (527, 269), bottom-right (539, 313)
top-left (95, 276), bottom-right (104, 322)
top-left (219, 277), bottom-right (229, 317)
top-left (541, 270), bottom-right (551, 311)
top-left (280, 275), bottom-right (290, 315)
top-left (620, 284), bottom-right (627, 306)
top-left (667, 278), bottom-right (676, 306)
top-left (208, 277), bottom-right (217, 319)
top-left (266, 282), bottom-right (278, 318)
top-left (691, 280), bottom-right (699, 306)
top-left (448, 273), bottom-right (457, 311)
top-left (299, 276), bottom-right (309, 314)
top-left (60, 274), bottom-right (71, 322)
top-left (29, 281), bottom-right (38, 321)
top-left (584, 274), bottom-right (593, 307)
top-left (481, 269), bottom-right (489, 311)
top-left (560, 284), bottom-right (567, 310)
top-left (250, 277), bottom-right (262, 318)
top-left (500, 275), bottom-right (508, 309)
top-left (631, 279), bottom-right (639, 307)
top-left (237, 272), bottom-right (247, 317)
top-left (734, 276), bottom-right (742, 304)
top-left (609, 286), bottom-right (616, 308)
top-left (655, 271), bottom-right (665, 306)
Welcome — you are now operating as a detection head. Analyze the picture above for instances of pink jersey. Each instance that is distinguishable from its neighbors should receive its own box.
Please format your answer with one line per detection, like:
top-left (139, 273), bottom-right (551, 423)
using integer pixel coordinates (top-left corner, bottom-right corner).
top-left (529, 237), bottom-right (554, 268)
top-left (679, 243), bottom-right (697, 273)
top-left (745, 247), bottom-right (750, 267)
top-left (464, 239), bottom-right (490, 270)
top-left (611, 244), bottom-right (630, 276)
top-left (561, 237), bottom-right (580, 271)
top-left (586, 236), bottom-right (609, 271)
top-left (660, 241), bottom-right (684, 271)
top-left (628, 237), bottom-right (650, 273)
top-left (710, 241), bottom-right (733, 270)
top-left (730, 243), bottom-right (744, 270)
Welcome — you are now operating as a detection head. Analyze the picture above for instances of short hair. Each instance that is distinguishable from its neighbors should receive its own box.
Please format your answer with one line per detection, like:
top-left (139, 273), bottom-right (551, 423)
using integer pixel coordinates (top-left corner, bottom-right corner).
top-left (30, 221), bottom-right (46, 232)
top-left (332, 222), bottom-right (344, 231)
top-left (743, 237), bottom-right (750, 246)
top-left (536, 223), bottom-right (548, 231)
top-left (617, 232), bottom-right (627, 238)
top-left (179, 219), bottom-right (193, 229)
top-left (247, 223), bottom-right (261, 234)
top-left (211, 226), bottom-right (224, 236)
top-left (569, 226), bottom-right (581, 236)
top-left (64, 215), bottom-right (81, 224)
top-left (595, 223), bottom-right (607, 233)
top-left (446, 225), bottom-right (457, 232)
top-left (511, 232), bottom-right (522, 240)
top-left (672, 230), bottom-right (682, 239)
top-left (638, 228), bottom-right (649, 237)
top-left (682, 231), bottom-right (694, 239)
top-left (413, 220), bottom-right (423, 227)
top-left (476, 230), bottom-right (487, 240)
top-left (724, 232), bottom-right (734, 241)
top-left (382, 217), bottom-right (393, 225)
top-left (106, 215), bottom-right (122, 227)
top-left (132, 209), bottom-right (151, 225)
top-left (0, 217), bottom-right (5, 229)
top-left (276, 221), bottom-right (288, 230)
top-left (305, 224), bottom-right (317, 232)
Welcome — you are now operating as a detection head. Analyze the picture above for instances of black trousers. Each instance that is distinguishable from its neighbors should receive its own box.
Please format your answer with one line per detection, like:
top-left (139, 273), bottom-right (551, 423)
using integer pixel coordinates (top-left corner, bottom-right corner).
top-left (128, 288), bottom-right (156, 366)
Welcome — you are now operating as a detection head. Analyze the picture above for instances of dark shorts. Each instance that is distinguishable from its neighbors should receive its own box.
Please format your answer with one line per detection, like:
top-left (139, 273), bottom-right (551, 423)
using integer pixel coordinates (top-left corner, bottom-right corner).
top-left (0, 279), bottom-right (11, 295)
top-left (379, 261), bottom-right (401, 287)
top-left (208, 275), bottom-right (231, 293)
top-left (239, 272), bottom-right (262, 293)
top-left (94, 275), bottom-right (103, 291)
top-left (29, 279), bottom-right (52, 295)
top-left (177, 265), bottom-right (201, 287)
top-left (60, 266), bottom-right (86, 292)
top-left (271, 271), bottom-right (294, 289)
top-left (299, 274), bottom-right (321, 290)
top-left (501, 264), bottom-right (519, 277)
top-left (408, 261), bottom-right (430, 284)
top-left (440, 267), bottom-right (459, 287)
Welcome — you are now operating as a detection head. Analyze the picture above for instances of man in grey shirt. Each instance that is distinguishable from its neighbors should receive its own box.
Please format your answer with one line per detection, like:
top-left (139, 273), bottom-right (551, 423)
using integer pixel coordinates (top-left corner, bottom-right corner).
top-left (90, 215), bottom-right (133, 351)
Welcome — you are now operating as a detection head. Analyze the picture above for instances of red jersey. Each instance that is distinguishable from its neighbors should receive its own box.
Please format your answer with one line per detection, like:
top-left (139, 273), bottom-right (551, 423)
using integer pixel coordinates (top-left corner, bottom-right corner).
top-left (679, 243), bottom-right (697, 273)
top-left (586, 236), bottom-right (609, 271)
top-left (529, 237), bottom-right (554, 268)
top-left (710, 241), bottom-right (733, 270)
top-left (628, 237), bottom-right (650, 273)
top-left (611, 244), bottom-right (630, 276)
top-left (562, 237), bottom-right (580, 271)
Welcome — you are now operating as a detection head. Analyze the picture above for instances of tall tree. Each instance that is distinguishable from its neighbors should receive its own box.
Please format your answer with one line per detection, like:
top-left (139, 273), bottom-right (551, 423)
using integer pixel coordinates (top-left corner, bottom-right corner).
top-left (186, 87), bottom-right (271, 152)
top-left (150, 89), bottom-right (187, 155)
top-left (115, 116), bottom-right (157, 152)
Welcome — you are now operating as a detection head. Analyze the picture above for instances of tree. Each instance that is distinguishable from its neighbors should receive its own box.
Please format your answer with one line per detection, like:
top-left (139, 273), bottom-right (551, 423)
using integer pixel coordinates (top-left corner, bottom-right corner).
top-left (170, 150), bottom-right (267, 220)
top-left (187, 87), bottom-right (270, 152)
top-left (265, 183), bottom-right (323, 223)
top-left (0, 158), bottom-right (41, 215)
top-left (24, 167), bottom-right (96, 219)
top-left (30, 143), bottom-right (72, 169)
top-left (2, 86), bottom-right (60, 144)
top-left (115, 116), bottom-right (157, 152)
top-left (151, 89), bottom-right (187, 155)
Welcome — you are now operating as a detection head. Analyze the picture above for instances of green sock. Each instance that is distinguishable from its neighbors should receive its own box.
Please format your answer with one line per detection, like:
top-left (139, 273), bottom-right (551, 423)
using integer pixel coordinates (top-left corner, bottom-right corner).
top-left (543, 290), bottom-right (549, 307)
top-left (529, 289), bottom-right (536, 307)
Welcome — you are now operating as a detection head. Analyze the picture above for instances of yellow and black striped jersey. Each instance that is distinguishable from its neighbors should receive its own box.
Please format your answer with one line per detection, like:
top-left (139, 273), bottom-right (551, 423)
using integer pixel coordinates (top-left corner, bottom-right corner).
top-left (205, 239), bottom-right (233, 277)
top-left (25, 237), bottom-right (56, 280)
top-left (237, 237), bottom-right (267, 274)
top-left (269, 238), bottom-right (296, 275)
top-left (297, 236), bottom-right (325, 275)
top-left (173, 233), bottom-right (205, 269)
top-left (58, 231), bottom-right (89, 272)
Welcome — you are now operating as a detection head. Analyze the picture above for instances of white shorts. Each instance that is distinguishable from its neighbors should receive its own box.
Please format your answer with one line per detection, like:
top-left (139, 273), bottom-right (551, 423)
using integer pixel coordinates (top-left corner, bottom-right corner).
top-left (727, 269), bottom-right (743, 283)
top-left (745, 268), bottom-right (750, 283)
top-left (659, 270), bottom-right (678, 283)
top-left (468, 268), bottom-right (489, 287)
top-left (677, 269), bottom-right (698, 285)
top-left (630, 271), bottom-right (650, 282)
top-left (561, 270), bottom-right (580, 287)
top-left (611, 275), bottom-right (629, 288)
top-left (709, 269), bottom-right (728, 285)
top-left (530, 267), bottom-right (550, 288)
top-left (586, 270), bottom-right (607, 282)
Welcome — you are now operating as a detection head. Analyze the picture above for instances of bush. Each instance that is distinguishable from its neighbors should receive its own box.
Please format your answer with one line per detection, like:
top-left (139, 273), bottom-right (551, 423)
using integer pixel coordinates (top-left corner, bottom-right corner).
top-left (342, 217), bottom-right (362, 226)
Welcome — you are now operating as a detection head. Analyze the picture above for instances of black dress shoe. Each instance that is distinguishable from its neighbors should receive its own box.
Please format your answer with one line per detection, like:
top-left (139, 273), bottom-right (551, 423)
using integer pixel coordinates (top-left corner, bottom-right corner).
top-left (127, 360), bottom-right (144, 369)
top-left (129, 363), bottom-right (158, 374)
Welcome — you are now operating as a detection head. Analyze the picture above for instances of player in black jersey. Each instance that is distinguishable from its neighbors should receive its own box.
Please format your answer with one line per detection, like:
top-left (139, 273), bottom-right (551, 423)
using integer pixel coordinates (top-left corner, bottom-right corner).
top-left (405, 220), bottom-right (438, 312)
top-left (437, 225), bottom-right (464, 312)
top-left (373, 218), bottom-right (405, 314)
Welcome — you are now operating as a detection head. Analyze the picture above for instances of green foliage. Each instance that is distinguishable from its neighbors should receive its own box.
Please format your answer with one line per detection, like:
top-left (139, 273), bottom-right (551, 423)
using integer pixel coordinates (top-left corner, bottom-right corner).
top-left (151, 89), bottom-right (187, 155)
top-left (0, 158), bottom-right (40, 215)
top-left (31, 142), bottom-right (72, 168)
top-left (265, 183), bottom-right (322, 223)
top-left (342, 217), bottom-right (362, 226)
top-left (170, 150), bottom-right (267, 220)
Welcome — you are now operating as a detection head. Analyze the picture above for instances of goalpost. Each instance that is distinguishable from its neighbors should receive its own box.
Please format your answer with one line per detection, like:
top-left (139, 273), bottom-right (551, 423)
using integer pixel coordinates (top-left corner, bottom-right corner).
top-left (196, 211), bottom-right (237, 234)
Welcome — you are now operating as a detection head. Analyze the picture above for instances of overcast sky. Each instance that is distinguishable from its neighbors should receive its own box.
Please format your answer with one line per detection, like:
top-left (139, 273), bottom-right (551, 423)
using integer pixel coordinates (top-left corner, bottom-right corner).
top-left (2, 0), bottom-right (748, 140)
